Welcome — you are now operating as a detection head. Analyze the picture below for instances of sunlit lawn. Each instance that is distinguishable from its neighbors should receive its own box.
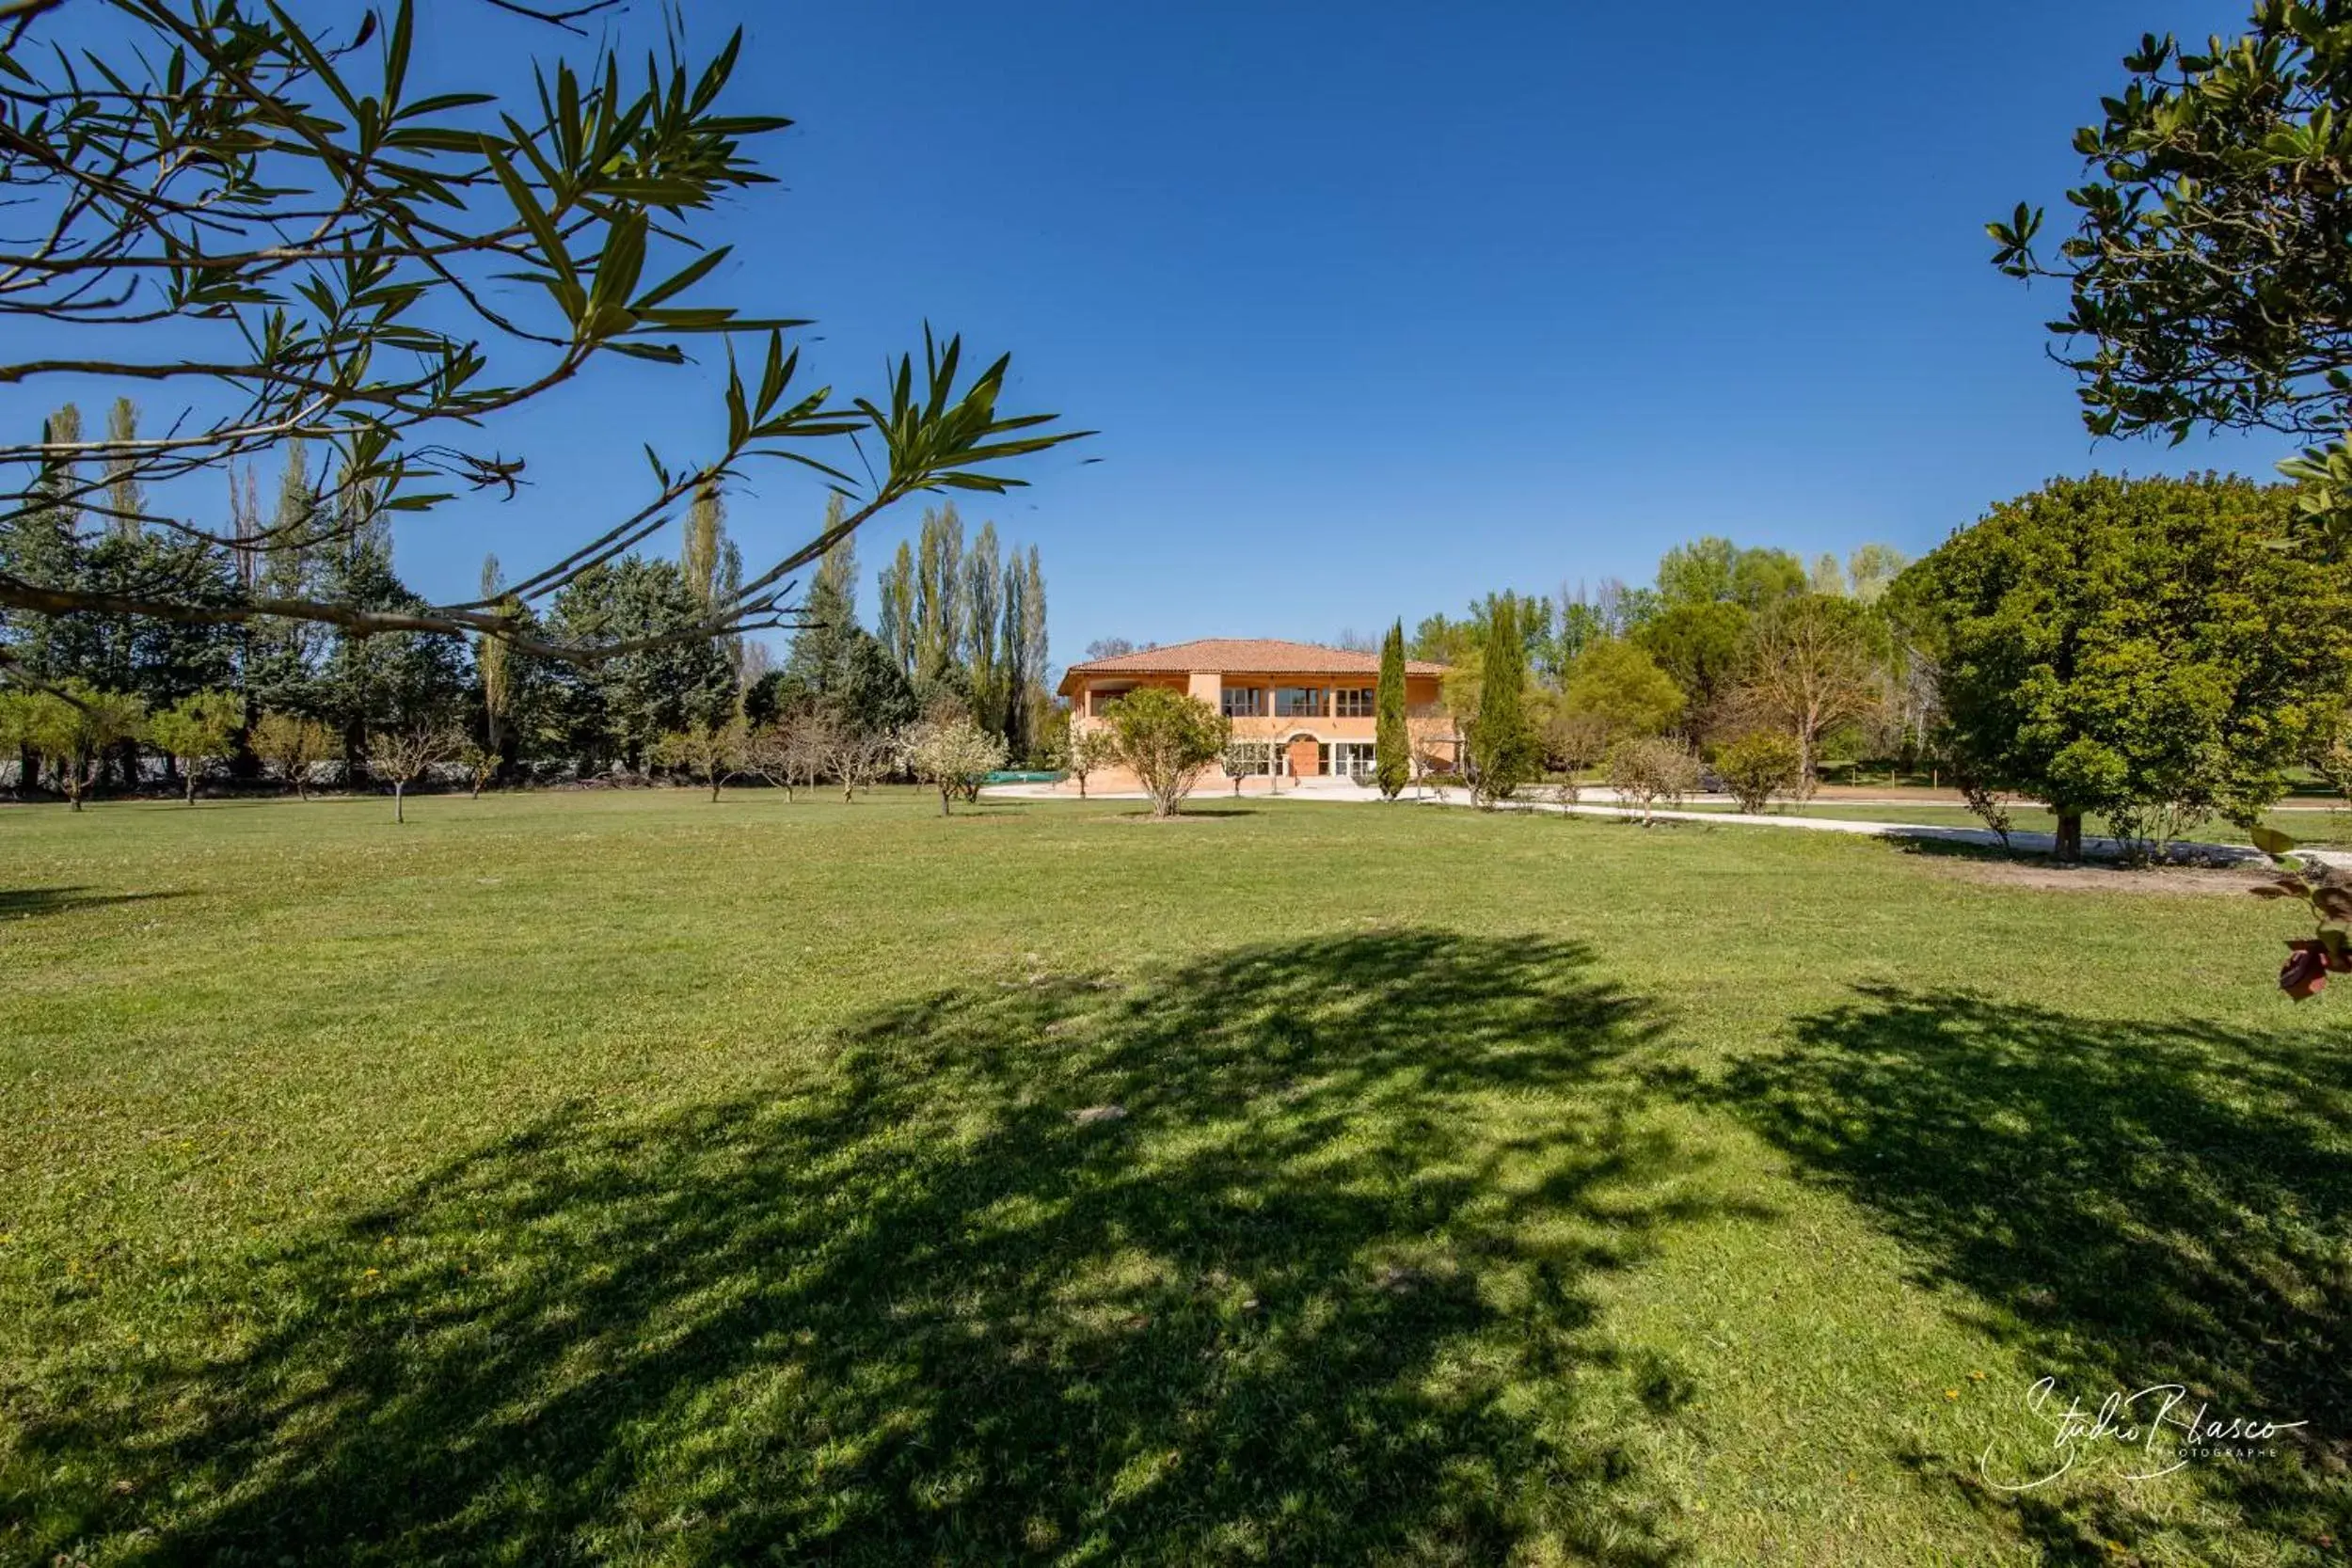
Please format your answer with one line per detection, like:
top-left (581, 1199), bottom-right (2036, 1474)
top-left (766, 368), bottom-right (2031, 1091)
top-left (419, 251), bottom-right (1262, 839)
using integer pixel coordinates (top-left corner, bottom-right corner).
top-left (2, 788), bottom-right (2344, 1564)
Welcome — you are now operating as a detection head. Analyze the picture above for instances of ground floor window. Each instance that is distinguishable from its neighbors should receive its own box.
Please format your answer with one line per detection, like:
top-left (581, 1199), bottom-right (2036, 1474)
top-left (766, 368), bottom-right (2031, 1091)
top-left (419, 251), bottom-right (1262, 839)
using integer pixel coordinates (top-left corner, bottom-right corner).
top-left (1329, 741), bottom-right (1375, 779)
top-left (1224, 741), bottom-right (1277, 776)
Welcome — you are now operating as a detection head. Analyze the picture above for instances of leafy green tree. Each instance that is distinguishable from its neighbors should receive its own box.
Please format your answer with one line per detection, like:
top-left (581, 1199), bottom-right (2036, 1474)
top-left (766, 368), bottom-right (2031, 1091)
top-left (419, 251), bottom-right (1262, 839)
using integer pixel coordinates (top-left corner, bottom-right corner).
top-left (1375, 620), bottom-right (1409, 800)
top-left (454, 741), bottom-right (500, 800)
top-left (9, 682), bottom-right (145, 810)
top-left (1895, 475), bottom-right (2352, 859)
top-left (1631, 603), bottom-right (1748, 735)
top-left (1407, 612), bottom-right (1480, 667)
top-left (1656, 538), bottom-right (1740, 608)
top-left (1656, 538), bottom-right (1807, 611)
top-left (1466, 594), bottom-right (1537, 804)
top-left (1103, 688), bottom-right (1230, 818)
top-left (1059, 726), bottom-right (1118, 800)
top-left (148, 689), bottom-right (244, 804)
top-left (251, 712), bottom-right (332, 800)
top-left (1990, 3), bottom-right (2352, 553)
top-left (651, 714), bottom-right (750, 801)
top-left (1846, 544), bottom-right (1908, 605)
top-left (1561, 639), bottom-right (1684, 749)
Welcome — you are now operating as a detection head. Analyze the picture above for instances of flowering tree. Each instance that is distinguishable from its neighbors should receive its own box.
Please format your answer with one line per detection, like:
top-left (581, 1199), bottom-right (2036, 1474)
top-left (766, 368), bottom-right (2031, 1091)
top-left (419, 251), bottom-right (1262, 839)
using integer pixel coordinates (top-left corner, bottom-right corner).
top-left (903, 717), bottom-right (1008, 816)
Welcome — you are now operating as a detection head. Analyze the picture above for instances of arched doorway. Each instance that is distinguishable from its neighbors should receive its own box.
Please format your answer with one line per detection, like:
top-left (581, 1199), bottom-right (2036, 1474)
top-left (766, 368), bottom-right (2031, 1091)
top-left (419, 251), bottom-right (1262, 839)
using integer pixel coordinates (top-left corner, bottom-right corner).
top-left (1283, 733), bottom-right (1321, 778)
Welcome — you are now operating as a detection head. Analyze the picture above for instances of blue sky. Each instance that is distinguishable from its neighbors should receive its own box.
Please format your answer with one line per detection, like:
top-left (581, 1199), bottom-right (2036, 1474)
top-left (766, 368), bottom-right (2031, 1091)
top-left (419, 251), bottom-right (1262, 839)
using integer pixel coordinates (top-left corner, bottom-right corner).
top-left (15, 0), bottom-right (2276, 665)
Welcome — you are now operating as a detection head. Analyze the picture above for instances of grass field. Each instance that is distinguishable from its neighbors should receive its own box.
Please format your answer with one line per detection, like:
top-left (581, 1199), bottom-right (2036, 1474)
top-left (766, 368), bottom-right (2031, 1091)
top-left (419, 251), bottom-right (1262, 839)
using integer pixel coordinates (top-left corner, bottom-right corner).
top-left (2, 789), bottom-right (2346, 1565)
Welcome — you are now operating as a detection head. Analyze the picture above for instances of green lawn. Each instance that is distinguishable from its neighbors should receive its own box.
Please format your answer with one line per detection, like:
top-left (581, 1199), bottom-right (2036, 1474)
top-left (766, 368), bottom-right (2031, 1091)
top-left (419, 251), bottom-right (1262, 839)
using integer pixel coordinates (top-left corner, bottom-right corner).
top-left (2, 790), bottom-right (2344, 1564)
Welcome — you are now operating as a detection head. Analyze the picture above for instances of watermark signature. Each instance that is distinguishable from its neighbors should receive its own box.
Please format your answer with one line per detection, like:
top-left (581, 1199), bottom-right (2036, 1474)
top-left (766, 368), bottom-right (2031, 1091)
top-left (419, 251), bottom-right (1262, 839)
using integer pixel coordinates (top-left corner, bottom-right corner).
top-left (1979, 1377), bottom-right (2309, 1492)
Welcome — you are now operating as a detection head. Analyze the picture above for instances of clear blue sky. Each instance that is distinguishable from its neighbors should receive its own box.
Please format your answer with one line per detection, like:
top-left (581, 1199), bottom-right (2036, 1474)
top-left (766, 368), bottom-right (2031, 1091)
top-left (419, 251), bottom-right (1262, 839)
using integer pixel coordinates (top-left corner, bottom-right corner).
top-left (19, 0), bottom-right (2278, 666)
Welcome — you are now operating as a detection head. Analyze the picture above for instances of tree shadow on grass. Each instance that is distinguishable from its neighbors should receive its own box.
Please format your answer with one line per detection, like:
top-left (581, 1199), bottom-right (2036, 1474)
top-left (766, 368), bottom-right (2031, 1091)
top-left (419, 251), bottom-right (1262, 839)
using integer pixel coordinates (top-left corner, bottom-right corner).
top-left (1712, 988), bottom-right (2352, 1560)
top-left (0, 886), bottom-right (186, 920)
top-left (22, 931), bottom-right (1714, 1565)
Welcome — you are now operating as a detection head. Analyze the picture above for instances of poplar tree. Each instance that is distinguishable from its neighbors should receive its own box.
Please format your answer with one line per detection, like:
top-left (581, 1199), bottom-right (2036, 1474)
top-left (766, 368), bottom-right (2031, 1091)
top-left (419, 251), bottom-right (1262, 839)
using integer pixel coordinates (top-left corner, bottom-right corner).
top-left (963, 520), bottom-right (1004, 732)
top-left (478, 554), bottom-right (512, 762)
top-left (1375, 620), bottom-right (1409, 800)
top-left (914, 502), bottom-right (966, 682)
top-left (877, 540), bottom-right (918, 678)
top-left (103, 399), bottom-right (143, 540)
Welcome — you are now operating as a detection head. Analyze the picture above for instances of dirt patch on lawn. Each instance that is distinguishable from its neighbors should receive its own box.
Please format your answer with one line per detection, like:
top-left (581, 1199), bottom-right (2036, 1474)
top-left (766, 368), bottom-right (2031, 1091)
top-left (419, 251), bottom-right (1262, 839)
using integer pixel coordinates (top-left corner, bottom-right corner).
top-left (1917, 855), bottom-right (2276, 897)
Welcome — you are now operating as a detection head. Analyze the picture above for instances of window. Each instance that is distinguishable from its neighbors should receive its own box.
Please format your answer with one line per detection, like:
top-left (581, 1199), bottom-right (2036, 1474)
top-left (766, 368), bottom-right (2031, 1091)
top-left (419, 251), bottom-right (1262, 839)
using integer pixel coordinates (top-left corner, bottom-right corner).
top-left (1088, 688), bottom-right (1131, 717)
top-left (1330, 741), bottom-right (1376, 779)
top-left (1333, 688), bottom-right (1375, 718)
top-left (1220, 686), bottom-right (1263, 718)
top-left (1224, 741), bottom-right (1275, 776)
top-left (1273, 687), bottom-right (1325, 718)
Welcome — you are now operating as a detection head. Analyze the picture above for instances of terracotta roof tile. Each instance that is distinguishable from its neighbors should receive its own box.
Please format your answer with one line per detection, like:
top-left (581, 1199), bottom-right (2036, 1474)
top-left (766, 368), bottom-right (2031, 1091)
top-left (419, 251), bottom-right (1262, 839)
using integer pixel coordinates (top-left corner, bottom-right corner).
top-left (1058, 638), bottom-right (1446, 694)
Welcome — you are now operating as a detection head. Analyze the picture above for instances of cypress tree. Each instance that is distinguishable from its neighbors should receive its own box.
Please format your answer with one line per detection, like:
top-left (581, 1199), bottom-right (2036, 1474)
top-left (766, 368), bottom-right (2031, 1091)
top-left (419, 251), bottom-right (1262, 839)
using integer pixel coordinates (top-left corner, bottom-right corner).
top-left (1375, 619), bottom-right (1408, 799)
top-left (1469, 593), bottom-right (1535, 802)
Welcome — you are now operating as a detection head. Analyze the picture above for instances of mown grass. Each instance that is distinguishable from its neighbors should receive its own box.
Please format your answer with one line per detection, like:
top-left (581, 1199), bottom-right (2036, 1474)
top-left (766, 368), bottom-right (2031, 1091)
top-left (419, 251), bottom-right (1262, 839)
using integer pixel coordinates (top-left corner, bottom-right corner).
top-left (1, 789), bottom-right (2345, 1564)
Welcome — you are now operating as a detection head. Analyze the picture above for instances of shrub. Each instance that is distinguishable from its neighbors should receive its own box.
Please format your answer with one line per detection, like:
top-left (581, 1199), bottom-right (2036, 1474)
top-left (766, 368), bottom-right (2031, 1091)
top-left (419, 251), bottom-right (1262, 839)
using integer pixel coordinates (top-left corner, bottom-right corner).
top-left (1714, 732), bottom-right (1801, 816)
top-left (1104, 687), bottom-right (1230, 818)
top-left (1608, 736), bottom-right (1701, 827)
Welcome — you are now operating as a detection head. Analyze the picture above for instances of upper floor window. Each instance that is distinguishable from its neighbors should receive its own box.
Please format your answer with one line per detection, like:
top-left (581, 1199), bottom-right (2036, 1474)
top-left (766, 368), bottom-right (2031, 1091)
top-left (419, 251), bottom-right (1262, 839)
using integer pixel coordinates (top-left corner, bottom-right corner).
top-left (1089, 688), bottom-right (1131, 718)
top-left (1221, 686), bottom-right (1263, 718)
top-left (1333, 688), bottom-right (1375, 718)
top-left (1273, 687), bottom-right (1325, 718)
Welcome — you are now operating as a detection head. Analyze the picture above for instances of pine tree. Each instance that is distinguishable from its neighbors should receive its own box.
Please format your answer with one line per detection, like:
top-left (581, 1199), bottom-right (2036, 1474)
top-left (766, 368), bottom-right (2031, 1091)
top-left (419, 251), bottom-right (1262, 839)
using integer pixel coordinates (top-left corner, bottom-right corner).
top-left (1375, 619), bottom-right (1409, 800)
top-left (2, 405), bottom-right (85, 678)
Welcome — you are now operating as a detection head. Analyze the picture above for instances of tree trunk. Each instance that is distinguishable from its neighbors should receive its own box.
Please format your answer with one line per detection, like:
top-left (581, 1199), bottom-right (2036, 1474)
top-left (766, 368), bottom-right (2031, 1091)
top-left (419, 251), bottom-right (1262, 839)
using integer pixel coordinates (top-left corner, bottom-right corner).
top-left (2055, 809), bottom-right (2083, 862)
top-left (709, 774), bottom-right (722, 802)
top-left (183, 763), bottom-right (198, 805)
top-left (393, 782), bottom-right (405, 823)
top-left (939, 786), bottom-right (952, 816)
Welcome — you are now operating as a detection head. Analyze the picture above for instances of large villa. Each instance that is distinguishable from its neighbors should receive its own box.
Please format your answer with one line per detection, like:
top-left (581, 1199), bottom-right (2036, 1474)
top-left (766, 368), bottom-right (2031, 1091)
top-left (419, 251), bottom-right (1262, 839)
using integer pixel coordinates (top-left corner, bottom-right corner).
top-left (1057, 638), bottom-right (1456, 789)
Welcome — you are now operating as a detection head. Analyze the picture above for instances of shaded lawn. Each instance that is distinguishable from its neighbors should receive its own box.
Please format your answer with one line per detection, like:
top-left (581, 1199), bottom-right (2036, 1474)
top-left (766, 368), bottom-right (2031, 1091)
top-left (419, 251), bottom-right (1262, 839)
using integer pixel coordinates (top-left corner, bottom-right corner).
top-left (1674, 799), bottom-right (2352, 848)
top-left (0, 789), bottom-right (2345, 1564)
